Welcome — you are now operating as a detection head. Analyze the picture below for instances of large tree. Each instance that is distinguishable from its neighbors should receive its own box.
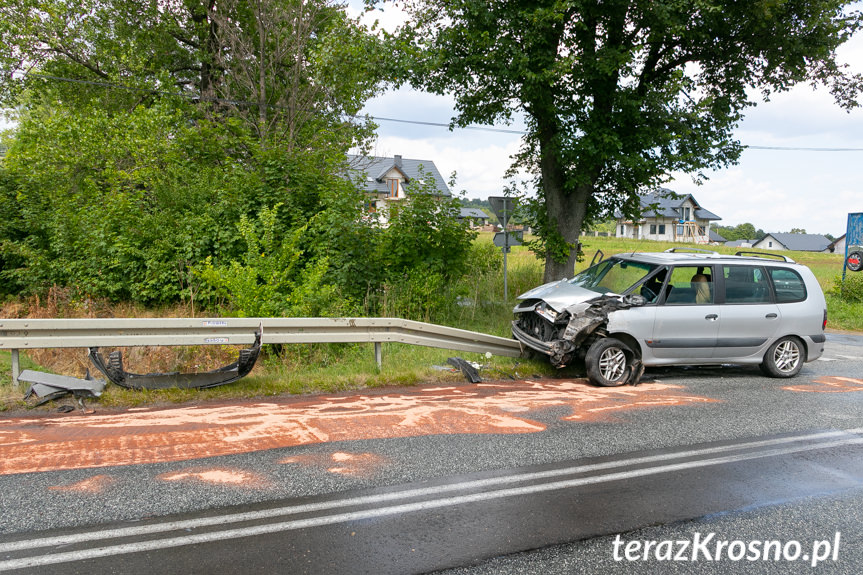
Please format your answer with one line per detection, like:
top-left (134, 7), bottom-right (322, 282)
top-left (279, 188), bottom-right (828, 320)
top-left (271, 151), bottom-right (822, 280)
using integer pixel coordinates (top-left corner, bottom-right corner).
top-left (392, 0), bottom-right (862, 281)
top-left (0, 0), bottom-right (388, 302)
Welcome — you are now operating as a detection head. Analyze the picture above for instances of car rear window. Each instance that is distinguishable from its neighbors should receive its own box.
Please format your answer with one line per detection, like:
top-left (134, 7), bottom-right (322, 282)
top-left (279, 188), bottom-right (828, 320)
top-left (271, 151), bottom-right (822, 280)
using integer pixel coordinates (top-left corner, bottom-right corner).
top-left (769, 268), bottom-right (807, 303)
top-left (722, 265), bottom-right (772, 304)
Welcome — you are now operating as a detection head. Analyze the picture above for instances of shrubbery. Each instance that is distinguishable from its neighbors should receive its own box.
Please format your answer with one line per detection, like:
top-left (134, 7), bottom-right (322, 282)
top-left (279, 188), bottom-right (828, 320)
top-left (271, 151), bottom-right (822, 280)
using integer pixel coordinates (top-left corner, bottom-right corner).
top-left (829, 273), bottom-right (863, 303)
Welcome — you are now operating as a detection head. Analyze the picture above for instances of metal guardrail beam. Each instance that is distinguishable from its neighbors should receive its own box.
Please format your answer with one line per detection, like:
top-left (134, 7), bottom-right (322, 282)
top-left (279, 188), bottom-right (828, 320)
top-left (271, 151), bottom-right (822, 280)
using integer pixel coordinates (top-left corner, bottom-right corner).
top-left (0, 317), bottom-right (523, 385)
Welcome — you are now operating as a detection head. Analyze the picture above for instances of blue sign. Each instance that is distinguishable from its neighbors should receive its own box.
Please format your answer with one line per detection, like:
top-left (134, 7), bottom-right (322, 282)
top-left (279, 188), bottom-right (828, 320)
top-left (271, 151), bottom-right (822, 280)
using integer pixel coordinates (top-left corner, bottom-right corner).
top-left (843, 213), bottom-right (863, 275)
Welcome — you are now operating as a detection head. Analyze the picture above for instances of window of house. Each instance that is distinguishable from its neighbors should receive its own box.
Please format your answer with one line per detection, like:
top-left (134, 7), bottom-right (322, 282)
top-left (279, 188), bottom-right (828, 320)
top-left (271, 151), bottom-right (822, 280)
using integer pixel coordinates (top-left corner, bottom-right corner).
top-left (620, 225), bottom-right (625, 235)
top-left (684, 207), bottom-right (691, 221)
top-left (387, 178), bottom-right (399, 197)
top-left (658, 224), bottom-right (666, 234)
top-left (650, 224), bottom-right (657, 234)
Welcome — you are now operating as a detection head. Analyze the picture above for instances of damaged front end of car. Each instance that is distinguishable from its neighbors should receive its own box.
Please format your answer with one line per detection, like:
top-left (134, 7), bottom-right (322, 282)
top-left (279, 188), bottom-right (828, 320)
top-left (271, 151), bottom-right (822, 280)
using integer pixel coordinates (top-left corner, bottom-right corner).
top-left (512, 294), bottom-right (645, 368)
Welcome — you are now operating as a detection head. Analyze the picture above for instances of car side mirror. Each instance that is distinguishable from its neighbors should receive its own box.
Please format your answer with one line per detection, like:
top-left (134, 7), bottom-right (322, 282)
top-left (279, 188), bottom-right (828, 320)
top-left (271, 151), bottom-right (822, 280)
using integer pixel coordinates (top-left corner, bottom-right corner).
top-left (623, 294), bottom-right (647, 307)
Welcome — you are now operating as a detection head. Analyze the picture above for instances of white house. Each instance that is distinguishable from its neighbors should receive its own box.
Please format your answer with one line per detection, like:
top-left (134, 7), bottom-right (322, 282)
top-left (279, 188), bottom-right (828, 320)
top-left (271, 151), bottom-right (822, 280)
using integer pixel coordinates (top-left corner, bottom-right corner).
top-left (346, 154), bottom-right (452, 225)
top-left (828, 234), bottom-right (846, 254)
top-left (615, 189), bottom-right (721, 243)
top-left (753, 233), bottom-right (833, 252)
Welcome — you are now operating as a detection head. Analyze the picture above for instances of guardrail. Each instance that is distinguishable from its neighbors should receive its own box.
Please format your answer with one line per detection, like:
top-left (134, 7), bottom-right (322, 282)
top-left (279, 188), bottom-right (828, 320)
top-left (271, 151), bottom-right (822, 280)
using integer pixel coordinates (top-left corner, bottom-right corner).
top-left (0, 317), bottom-right (523, 385)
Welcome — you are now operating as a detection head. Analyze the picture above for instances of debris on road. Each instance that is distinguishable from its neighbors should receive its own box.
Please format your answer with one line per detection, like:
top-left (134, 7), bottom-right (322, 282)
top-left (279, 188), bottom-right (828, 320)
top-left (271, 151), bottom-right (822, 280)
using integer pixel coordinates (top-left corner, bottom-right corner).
top-left (447, 357), bottom-right (482, 383)
top-left (20, 369), bottom-right (106, 408)
top-left (88, 327), bottom-right (262, 390)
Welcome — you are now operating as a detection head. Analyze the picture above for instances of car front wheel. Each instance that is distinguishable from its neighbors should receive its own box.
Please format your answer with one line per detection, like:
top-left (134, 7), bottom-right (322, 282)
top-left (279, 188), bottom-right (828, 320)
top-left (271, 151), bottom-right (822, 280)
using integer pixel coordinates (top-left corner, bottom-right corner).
top-left (585, 338), bottom-right (632, 387)
top-left (760, 336), bottom-right (804, 378)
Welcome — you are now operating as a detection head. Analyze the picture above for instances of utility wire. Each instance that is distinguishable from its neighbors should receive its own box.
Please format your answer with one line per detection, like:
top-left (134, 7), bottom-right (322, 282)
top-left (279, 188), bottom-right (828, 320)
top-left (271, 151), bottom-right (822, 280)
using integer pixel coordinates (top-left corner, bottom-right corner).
top-left (17, 71), bottom-right (863, 151)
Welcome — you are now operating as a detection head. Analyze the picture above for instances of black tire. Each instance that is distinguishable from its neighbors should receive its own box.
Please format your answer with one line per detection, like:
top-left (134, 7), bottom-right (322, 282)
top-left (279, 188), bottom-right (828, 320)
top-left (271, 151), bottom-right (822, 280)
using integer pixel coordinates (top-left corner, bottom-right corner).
top-left (585, 338), bottom-right (632, 387)
top-left (760, 336), bottom-right (805, 378)
top-left (847, 251), bottom-right (863, 273)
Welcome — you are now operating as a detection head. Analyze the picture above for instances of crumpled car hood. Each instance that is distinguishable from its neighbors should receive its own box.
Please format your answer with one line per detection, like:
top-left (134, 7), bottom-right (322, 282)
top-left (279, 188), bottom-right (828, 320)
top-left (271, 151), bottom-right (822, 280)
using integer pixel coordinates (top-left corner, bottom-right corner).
top-left (515, 279), bottom-right (606, 312)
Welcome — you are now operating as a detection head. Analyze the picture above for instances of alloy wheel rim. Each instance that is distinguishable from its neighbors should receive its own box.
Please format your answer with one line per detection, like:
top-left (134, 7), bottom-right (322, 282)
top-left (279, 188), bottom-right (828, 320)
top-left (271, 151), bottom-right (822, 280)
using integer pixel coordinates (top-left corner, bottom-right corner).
top-left (774, 340), bottom-right (800, 373)
top-left (599, 347), bottom-right (627, 381)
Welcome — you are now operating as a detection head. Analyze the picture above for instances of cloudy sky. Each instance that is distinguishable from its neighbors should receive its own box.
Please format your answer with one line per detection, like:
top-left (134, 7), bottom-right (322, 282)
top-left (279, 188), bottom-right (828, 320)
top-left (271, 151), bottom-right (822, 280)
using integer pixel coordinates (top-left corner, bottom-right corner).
top-left (351, 2), bottom-right (863, 237)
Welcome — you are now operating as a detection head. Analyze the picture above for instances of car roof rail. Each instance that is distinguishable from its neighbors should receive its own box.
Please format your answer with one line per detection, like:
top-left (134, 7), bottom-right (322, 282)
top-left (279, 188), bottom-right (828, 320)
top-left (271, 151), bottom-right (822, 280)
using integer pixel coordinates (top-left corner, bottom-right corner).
top-left (734, 251), bottom-right (796, 263)
top-left (663, 247), bottom-right (720, 255)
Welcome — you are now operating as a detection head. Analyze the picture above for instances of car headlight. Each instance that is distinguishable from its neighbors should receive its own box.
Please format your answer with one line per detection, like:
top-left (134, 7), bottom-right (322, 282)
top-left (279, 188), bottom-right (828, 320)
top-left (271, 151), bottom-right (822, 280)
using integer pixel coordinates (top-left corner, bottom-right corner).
top-left (535, 302), bottom-right (558, 322)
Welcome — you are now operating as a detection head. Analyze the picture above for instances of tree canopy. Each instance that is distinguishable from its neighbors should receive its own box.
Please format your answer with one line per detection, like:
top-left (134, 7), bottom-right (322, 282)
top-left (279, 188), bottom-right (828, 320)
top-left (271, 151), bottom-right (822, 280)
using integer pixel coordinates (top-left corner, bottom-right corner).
top-left (0, 0), bottom-right (478, 322)
top-left (391, 0), bottom-right (862, 281)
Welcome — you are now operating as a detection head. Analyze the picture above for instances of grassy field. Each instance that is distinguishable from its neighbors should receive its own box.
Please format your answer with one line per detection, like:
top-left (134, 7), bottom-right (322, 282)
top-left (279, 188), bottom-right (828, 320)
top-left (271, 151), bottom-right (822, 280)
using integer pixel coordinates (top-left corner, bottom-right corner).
top-left (1, 235), bottom-right (860, 410)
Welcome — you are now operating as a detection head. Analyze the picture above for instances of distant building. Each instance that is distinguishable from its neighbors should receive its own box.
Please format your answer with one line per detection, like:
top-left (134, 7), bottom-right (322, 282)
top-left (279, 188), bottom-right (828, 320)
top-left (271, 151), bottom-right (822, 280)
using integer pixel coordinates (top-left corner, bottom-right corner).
top-left (458, 207), bottom-right (490, 228)
top-left (614, 189), bottom-right (720, 243)
top-left (752, 233), bottom-right (833, 252)
top-left (828, 234), bottom-right (846, 254)
top-left (724, 239), bottom-right (758, 248)
top-left (346, 154), bottom-right (452, 225)
top-left (708, 230), bottom-right (726, 245)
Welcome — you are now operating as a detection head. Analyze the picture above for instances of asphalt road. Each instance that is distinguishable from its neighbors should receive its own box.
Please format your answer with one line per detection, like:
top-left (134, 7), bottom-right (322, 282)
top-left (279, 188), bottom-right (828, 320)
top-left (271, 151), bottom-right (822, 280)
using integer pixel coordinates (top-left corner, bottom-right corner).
top-left (1, 333), bottom-right (862, 573)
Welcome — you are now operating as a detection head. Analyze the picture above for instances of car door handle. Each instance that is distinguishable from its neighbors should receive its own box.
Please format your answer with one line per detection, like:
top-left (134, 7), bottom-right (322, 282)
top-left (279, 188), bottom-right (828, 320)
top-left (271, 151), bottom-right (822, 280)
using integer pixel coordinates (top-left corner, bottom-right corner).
top-left (765, 313), bottom-right (778, 319)
top-left (705, 314), bottom-right (718, 320)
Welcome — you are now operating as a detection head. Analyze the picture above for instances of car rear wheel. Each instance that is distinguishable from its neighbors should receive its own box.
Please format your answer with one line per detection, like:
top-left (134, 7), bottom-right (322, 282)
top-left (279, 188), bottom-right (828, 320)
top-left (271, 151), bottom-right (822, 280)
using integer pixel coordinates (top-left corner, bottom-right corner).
top-left (585, 338), bottom-right (632, 387)
top-left (760, 336), bottom-right (804, 378)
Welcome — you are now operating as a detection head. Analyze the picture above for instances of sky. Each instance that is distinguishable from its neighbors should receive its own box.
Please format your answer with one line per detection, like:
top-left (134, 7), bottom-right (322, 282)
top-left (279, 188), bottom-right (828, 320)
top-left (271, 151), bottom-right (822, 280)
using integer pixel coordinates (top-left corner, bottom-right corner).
top-left (350, 2), bottom-right (863, 237)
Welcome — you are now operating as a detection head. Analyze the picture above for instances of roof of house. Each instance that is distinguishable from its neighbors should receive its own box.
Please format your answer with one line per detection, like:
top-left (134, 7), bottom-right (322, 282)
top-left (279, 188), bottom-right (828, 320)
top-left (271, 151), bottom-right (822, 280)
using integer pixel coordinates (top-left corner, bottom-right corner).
top-left (616, 189), bottom-right (721, 221)
top-left (724, 239), bottom-right (757, 247)
top-left (709, 230), bottom-right (726, 242)
top-left (346, 154), bottom-right (452, 197)
top-left (459, 207), bottom-right (489, 219)
top-left (760, 233), bottom-right (833, 252)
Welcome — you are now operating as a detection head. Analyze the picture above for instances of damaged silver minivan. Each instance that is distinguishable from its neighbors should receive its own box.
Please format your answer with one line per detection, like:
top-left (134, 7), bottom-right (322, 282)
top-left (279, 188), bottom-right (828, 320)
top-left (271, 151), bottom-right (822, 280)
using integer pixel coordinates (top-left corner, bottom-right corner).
top-left (512, 249), bottom-right (827, 387)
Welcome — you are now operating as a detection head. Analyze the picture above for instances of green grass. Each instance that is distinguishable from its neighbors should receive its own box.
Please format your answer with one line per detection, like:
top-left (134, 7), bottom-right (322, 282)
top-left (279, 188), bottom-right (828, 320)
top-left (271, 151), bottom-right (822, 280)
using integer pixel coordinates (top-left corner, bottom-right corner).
top-left (0, 350), bottom-right (45, 410)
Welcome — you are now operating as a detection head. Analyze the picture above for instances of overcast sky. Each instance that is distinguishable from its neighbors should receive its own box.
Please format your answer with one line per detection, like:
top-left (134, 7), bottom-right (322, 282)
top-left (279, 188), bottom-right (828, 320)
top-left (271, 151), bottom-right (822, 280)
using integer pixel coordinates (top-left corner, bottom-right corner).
top-left (351, 2), bottom-right (863, 237)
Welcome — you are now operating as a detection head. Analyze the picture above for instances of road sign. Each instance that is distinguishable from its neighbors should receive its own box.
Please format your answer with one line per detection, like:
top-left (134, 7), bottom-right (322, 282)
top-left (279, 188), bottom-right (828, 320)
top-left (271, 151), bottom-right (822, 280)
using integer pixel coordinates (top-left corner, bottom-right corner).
top-left (488, 196), bottom-right (516, 226)
top-left (843, 213), bottom-right (863, 278)
top-left (493, 231), bottom-right (523, 248)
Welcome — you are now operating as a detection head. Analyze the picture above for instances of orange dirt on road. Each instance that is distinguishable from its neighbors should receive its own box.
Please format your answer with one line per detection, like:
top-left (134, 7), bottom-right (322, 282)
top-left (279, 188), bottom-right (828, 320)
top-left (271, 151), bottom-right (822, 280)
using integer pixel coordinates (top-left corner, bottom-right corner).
top-left (0, 380), bottom-right (718, 476)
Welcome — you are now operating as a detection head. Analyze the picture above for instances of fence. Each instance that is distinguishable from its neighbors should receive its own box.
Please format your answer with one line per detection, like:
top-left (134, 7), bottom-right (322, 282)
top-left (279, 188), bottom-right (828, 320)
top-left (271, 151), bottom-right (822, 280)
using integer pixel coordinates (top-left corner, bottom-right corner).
top-left (0, 317), bottom-right (523, 385)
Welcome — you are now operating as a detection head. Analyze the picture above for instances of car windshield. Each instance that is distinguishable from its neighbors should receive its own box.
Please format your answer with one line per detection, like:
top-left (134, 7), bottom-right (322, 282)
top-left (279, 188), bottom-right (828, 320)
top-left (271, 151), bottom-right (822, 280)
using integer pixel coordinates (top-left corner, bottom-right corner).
top-left (568, 258), bottom-right (657, 295)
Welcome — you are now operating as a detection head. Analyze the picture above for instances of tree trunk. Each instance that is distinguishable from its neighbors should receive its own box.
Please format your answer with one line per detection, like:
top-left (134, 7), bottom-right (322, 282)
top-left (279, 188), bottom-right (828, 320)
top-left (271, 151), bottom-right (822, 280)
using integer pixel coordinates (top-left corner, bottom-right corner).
top-left (536, 116), bottom-right (590, 283)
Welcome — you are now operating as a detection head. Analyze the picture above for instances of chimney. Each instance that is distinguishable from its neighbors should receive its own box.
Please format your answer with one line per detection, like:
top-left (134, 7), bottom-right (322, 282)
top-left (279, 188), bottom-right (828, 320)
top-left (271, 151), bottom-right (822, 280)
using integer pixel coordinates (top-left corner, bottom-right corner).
top-left (394, 154), bottom-right (402, 168)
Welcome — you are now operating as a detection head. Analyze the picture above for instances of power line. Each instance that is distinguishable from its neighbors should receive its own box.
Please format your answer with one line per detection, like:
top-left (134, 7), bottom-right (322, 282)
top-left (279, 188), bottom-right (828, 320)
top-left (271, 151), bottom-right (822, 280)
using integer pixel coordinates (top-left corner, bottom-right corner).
top-left (17, 71), bottom-right (863, 151)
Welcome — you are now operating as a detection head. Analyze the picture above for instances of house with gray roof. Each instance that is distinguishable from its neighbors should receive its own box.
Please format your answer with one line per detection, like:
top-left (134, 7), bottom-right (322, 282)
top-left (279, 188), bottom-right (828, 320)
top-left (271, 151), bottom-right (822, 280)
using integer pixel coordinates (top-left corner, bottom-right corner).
top-left (724, 239), bottom-right (758, 248)
top-left (346, 154), bottom-right (451, 225)
top-left (752, 233), bottom-right (833, 252)
top-left (458, 207), bottom-right (490, 228)
top-left (614, 189), bottom-right (721, 243)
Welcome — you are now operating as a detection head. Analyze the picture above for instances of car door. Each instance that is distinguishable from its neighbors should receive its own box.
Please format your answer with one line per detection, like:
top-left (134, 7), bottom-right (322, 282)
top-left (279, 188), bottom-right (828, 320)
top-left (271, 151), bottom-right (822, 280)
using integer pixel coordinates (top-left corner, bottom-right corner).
top-left (647, 265), bottom-right (720, 360)
top-left (714, 264), bottom-right (781, 359)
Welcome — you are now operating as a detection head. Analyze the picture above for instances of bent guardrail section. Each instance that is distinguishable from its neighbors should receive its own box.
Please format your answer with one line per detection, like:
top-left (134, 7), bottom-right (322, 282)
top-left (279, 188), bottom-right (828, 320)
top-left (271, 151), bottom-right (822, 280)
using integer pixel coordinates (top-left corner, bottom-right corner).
top-left (0, 317), bottom-right (523, 385)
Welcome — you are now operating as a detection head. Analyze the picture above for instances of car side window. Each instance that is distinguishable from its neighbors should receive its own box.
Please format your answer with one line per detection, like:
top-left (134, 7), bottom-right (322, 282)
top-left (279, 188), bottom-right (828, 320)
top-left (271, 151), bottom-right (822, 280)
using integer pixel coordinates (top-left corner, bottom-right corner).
top-left (663, 266), bottom-right (714, 305)
top-left (769, 268), bottom-right (807, 303)
top-left (722, 265), bottom-right (772, 304)
top-left (637, 268), bottom-right (669, 303)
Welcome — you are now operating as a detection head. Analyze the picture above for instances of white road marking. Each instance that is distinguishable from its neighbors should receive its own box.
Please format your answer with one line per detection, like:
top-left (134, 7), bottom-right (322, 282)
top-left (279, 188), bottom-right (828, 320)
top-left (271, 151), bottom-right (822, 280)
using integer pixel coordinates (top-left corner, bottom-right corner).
top-left (2, 428), bottom-right (863, 571)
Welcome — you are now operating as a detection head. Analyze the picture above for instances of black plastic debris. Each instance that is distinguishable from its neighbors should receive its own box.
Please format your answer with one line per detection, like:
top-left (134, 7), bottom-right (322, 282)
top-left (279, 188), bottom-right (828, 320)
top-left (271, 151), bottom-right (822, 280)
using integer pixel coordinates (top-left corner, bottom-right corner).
top-left (88, 327), bottom-right (262, 390)
top-left (447, 357), bottom-right (482, 383)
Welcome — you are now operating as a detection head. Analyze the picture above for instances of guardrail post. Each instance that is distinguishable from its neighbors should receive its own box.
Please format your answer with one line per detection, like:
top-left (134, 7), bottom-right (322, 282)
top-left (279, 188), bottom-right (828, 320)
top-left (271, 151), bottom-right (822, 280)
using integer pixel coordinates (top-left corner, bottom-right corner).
top-left (11, 349), bottom-right (20, 387)
top-left (374, 342), bottom-right (382, 370)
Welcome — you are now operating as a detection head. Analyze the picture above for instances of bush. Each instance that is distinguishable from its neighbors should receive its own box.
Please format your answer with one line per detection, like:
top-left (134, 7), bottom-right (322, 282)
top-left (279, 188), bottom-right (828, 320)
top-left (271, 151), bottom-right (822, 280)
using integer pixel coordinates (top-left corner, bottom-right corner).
top-left (829, 273), bottom-right (863, 303)
top-left (196, 204), bottom-right (354, 318)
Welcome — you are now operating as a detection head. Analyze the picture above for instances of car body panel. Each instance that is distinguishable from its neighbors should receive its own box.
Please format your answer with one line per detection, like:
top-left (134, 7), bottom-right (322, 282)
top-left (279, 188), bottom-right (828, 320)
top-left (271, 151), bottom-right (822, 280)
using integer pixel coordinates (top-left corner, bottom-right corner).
top-left (512, 250), bottom-right (827, 380)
